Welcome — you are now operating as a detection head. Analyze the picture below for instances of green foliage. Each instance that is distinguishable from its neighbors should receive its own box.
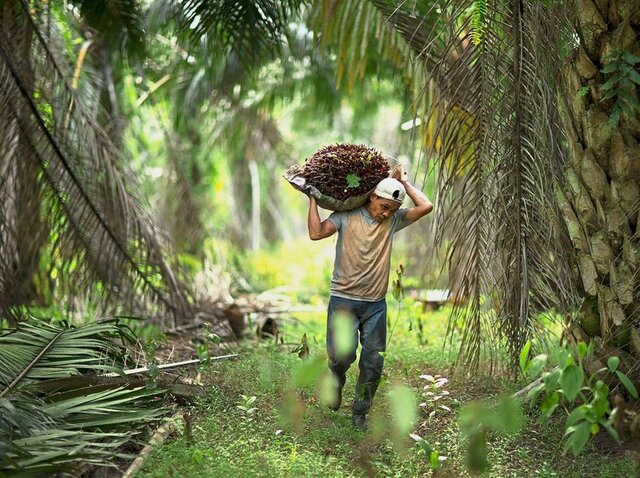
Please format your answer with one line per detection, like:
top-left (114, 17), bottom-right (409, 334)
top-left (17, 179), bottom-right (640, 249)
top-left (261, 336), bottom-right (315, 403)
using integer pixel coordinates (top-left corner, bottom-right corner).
top-left (470, 0), bottom-right (488, 46)
top-left (388, 384), bottom-right (418, 446)
top-left (459, 396), bottom-right (524, 473)
top-left (600, 50), bottom-right (640, 127)
top-left (345, 173), bottom-right (360, 188)
top-left (0, 318), bottom-right (166, 475)
top-left (521, 340), bottom-right (638, 456)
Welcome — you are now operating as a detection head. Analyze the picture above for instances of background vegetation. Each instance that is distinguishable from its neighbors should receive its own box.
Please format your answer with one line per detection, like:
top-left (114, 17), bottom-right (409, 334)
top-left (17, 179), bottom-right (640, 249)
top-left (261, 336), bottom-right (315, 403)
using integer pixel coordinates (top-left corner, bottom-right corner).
top-left (1, 0), bottom-right (639, 476)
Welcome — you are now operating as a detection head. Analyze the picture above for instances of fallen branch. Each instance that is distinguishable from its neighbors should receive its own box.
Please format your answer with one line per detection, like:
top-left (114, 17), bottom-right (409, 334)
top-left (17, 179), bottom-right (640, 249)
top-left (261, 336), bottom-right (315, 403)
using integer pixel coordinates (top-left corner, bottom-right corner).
top-left (512, 377), bottom-right (543, 398)
top-left (101, 354), bottom-right (238, 377)
top-left (512, 366), bottom-right (560, 399)
top-left (121, 412), bottom-right (181, 478)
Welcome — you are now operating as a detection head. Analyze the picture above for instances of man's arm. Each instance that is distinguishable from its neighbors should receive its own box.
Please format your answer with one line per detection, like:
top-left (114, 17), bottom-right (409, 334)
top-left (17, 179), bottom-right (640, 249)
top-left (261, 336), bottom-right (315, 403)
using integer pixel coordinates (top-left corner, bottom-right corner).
top-left (401, 180), bottom-right (433, 222)
top-left (308, 195), bottom-right (337, 240)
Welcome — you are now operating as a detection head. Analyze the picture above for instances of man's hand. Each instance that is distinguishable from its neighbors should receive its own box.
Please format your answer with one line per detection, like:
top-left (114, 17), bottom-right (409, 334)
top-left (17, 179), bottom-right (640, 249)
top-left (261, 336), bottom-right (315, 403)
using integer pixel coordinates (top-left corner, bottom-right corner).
top-left (391, 164), bottom-right (409, 183)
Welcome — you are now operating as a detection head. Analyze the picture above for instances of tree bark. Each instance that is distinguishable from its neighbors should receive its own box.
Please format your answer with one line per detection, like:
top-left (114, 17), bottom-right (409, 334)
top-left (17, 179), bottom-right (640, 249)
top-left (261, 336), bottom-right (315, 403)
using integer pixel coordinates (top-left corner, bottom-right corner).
top-left (559, 0), bottom-right (640, 358)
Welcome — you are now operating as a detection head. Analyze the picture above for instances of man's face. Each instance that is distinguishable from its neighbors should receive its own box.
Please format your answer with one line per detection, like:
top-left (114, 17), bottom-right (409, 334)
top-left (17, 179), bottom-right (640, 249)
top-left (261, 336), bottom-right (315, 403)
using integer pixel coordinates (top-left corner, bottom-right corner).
top-left (368, 194), bottom-right (401, 222)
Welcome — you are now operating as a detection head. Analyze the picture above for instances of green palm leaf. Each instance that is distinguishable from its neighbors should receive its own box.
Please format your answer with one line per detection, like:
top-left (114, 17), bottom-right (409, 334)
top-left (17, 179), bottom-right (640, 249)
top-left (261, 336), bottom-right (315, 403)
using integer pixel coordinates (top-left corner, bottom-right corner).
top-left (0, 319), bottom-right (166, 475)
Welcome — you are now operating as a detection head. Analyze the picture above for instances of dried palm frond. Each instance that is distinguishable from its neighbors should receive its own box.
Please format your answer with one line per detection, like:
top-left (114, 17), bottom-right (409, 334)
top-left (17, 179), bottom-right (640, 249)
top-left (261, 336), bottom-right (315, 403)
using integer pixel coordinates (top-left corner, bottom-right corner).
top-left (393, 0), bottom-right (577, 367)
top-left (0, 1), bottom-right (191, 326)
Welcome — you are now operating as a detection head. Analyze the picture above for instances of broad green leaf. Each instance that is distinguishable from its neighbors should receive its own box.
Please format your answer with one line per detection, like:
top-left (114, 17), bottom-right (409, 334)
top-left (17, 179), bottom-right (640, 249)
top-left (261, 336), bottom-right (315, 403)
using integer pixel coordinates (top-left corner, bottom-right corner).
top-left (607, 356), bottom-right (620, 372)
top-left (569, 421), bottom-right (591, 456)
top-left (346, 173), bottom-right (360, 188)
top-left (388, 385), bottom-right (417, 436)
top-left (519, 341), bottom-right (531, 374)
top-left (292, 356), bottom-right (325, 388)
top-left (527, 354), bottom-right (547, 379)
top-left (566, 405), bottom-right (587, 428)
top-left (556, 349), bottom-right (573, 369)
top-left (615, 371), bottom-right (639, 398)
top-left (489, 396), bottom-right (523, 434)
top-left (540, 392), bottom-right (559, 420)
top-left (603, 422), bottom-right (621, 444)
top-left (560, 364), bottom-right (584, 402)
top-left (542, 368), bottom-right (561, 393)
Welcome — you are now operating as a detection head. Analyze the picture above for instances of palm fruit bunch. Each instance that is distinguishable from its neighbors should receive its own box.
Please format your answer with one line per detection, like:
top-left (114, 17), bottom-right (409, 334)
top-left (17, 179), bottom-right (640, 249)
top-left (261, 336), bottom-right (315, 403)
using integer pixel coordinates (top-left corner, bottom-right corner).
top-left (299, 144), bottom-right (390, 201)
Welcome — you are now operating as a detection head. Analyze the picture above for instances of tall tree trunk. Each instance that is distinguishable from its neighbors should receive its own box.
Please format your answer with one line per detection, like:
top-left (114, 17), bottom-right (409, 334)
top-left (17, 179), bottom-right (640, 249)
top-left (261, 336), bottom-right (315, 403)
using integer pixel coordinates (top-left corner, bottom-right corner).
top-left (558, 1), bottom-right (640, 361)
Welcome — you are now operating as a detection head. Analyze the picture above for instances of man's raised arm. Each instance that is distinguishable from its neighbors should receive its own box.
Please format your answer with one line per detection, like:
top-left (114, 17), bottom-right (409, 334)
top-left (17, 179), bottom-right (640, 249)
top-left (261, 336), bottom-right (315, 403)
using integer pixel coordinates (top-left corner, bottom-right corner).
top-left (308, 195), bottom-right (337, 240)
top-left (401, 180), bottom-right (433, 222)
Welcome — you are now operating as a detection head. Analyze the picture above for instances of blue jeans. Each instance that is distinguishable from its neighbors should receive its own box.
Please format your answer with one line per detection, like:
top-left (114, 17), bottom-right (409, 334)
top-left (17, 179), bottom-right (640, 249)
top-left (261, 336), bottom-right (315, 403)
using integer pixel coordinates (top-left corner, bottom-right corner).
top-left (326, 295), bottom-right (387, 416)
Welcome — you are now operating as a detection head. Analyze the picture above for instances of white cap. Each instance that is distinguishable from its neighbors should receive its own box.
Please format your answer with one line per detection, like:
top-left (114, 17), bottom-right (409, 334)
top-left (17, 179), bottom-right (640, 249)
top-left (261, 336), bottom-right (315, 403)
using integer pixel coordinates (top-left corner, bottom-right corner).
top-left (374, 178), bottom-right (406, 204)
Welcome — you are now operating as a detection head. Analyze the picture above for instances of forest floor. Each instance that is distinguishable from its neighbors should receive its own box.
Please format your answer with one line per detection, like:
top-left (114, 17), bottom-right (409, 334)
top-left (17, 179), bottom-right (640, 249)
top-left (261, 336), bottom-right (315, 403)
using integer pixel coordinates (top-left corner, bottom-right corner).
top-left (132, 305), bottom-right (639, 478)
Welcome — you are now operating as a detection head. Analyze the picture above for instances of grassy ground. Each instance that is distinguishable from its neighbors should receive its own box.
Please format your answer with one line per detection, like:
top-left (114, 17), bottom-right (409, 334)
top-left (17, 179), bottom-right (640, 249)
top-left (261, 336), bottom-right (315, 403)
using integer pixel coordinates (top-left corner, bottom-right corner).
top-left (134, 303), bottom-right (638, 478)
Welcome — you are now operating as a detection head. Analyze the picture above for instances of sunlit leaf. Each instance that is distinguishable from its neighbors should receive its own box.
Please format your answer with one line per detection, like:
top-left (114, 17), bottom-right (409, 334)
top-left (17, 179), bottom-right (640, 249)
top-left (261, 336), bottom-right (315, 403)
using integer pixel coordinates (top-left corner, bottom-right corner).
top-left (519, 341), bottom-right (531, 374)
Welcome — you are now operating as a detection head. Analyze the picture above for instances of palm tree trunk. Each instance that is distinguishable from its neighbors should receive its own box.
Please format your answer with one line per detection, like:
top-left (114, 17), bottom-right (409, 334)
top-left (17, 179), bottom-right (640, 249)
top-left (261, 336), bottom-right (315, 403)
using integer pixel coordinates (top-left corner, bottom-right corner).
top-left (558, 0), bottom-right (640, 359)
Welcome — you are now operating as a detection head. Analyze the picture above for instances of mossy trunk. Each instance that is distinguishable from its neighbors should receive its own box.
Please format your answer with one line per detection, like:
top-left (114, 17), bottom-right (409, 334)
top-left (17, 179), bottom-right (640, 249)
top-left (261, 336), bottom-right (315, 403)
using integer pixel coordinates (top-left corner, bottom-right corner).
top-left (558, 1), bottom-right (640, 360)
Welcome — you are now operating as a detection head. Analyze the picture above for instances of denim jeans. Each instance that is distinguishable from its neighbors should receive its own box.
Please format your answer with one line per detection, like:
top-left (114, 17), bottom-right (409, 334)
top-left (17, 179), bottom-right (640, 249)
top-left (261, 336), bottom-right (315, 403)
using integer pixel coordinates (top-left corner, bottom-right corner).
top-left (326, 295), bottom-right (387, 416)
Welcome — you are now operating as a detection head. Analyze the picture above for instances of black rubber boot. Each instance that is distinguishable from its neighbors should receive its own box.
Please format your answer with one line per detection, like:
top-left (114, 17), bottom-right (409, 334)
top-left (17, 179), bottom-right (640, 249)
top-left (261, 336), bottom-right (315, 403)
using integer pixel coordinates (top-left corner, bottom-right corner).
top-left (351, 413), bottom-right (368, 431)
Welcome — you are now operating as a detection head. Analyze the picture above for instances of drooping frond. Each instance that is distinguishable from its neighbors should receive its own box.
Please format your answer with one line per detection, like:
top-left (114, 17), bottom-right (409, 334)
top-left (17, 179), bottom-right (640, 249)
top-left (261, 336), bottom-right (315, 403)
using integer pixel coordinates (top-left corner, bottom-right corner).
top-left (73, 0), bottom-right (146, 59)
top-left (395, 0), bottom-right (578, 367)
top-left (311, 0), bottom-right (428, 98)
top-left (148, 0), bottom-right (306, 66)
top-left (0, 1), bottom-right (191, 325)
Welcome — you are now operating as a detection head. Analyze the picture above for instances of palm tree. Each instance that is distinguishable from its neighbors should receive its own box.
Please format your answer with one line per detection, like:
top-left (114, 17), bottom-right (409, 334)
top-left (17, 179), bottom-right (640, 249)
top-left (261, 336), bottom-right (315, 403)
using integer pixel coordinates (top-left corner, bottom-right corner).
top-left (315, 0), bottom-right (639, 373)
top-left (0, 0), bottom-right (192, 326)
top-left (364, 0), bottom-right (640, 373)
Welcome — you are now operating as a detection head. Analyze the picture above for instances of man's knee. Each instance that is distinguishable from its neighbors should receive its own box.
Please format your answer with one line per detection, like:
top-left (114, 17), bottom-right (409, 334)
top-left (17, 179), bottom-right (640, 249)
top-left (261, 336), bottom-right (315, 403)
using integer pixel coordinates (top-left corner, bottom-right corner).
top-left (360, 348), bottom-right (384, 374)
top-left (329, 351), bottom-right (357, 369)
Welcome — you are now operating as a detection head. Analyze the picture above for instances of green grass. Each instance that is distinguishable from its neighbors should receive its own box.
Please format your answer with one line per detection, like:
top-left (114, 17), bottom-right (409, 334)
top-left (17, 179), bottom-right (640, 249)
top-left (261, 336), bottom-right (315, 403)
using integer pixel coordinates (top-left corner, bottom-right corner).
top-left (134, 303), bottom-right (638, 478)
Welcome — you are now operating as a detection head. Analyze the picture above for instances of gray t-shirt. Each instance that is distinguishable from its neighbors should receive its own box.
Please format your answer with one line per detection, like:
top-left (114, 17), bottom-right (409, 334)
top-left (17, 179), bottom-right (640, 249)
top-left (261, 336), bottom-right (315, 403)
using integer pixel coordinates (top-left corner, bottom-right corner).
top-left (327, 206), bottom-right (413, 301)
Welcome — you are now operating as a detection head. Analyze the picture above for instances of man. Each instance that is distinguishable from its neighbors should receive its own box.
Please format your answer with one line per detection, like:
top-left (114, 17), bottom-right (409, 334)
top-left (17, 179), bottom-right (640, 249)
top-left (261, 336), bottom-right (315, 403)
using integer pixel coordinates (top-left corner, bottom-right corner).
top-left (307, 169), bottom-right (433, 429)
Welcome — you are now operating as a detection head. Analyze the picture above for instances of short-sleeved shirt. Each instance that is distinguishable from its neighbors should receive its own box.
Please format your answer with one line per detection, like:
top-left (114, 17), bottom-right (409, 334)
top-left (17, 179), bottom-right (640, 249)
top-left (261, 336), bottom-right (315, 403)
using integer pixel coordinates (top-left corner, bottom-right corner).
top-left (326, 206), bottom-right (413, 301)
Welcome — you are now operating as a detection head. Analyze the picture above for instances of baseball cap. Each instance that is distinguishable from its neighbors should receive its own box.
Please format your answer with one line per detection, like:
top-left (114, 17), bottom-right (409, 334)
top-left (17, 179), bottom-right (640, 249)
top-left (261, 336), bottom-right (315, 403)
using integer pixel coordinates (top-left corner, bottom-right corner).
top-left (374, 178), bottom-right (406, 204)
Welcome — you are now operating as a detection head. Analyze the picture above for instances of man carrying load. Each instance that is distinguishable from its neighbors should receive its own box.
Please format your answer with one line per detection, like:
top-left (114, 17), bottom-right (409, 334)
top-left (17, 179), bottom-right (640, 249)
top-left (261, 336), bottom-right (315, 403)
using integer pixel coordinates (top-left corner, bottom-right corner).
top-left (307, 167), bottom-right (433, 429)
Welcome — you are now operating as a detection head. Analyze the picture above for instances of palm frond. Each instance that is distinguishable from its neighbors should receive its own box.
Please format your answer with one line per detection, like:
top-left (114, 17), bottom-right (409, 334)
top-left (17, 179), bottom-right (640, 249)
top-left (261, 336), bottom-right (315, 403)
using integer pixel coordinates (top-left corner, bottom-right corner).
top-left (0, 319), bottom-right (166, 475)
top-left (73, 0), bottom-right (146, 59)
top-left (149, 0), bottom-right (306, 66)
top-left (0, 318), bottom-right (132, 394)
top-left (0, 1), bottom-right (192, 325)
top-left (401, 0), bottom-right (578, 367)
